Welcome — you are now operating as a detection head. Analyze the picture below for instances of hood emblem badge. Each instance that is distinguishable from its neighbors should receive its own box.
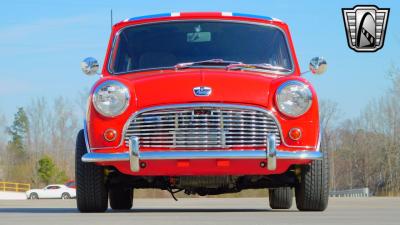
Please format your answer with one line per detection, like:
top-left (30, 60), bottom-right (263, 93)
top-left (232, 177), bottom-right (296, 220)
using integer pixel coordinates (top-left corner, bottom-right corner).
top-left (193, 86), bottom-right (212, 96)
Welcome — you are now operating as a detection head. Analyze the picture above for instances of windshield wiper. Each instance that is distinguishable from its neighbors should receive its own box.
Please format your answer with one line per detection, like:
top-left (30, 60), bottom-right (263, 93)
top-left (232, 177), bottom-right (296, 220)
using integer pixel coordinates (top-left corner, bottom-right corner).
top-left (175, 60), bottom-right (291, 73)
top-left (226, 63), bottom-right (292, 72)
top-left (174, 59), bottom-right (242, 69)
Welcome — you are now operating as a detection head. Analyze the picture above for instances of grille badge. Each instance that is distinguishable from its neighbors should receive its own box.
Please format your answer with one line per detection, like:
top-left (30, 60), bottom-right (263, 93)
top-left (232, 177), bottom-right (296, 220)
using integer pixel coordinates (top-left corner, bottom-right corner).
top-left (193, 109), bottom-right (211, 115)
top-left (193, 86), bottom-right (212, 96)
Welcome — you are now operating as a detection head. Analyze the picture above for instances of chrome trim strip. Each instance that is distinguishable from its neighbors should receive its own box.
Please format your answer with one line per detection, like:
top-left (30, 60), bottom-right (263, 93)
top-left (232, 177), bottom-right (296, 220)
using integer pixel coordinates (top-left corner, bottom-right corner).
top-left (82, 134), bottom-right (322, 169)
top-left (107, 20), bottom-right (295, 76)
top-left (120, 103), bottom-right (318, 150)
top-left (266, 134), bottom-right (277, 170)
top-left (82, 152), bottom-right (129, 162)
top-left (81, 150), bottom-right (322, 162)
top-left (129, 136), bottom-right (140, 172)
top-left (83, 119), bottom-right (91, 153)
top-left (316, 131), bottom-right (321, 152)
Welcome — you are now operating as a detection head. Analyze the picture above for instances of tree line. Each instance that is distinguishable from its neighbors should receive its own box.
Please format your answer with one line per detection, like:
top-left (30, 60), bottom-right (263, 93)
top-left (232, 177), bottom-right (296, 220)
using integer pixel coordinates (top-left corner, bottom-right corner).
top-left (0, 96), bottom-right (83, 187)
top-left (320, 67), bottom-right (400, 196)
top-left (0, 69), bottom-right (399, 195)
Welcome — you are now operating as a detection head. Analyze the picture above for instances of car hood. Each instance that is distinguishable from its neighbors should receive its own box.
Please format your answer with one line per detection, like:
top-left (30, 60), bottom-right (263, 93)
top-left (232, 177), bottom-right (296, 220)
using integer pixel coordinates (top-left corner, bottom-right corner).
top-left (120, 69), bottom-right (280, 109)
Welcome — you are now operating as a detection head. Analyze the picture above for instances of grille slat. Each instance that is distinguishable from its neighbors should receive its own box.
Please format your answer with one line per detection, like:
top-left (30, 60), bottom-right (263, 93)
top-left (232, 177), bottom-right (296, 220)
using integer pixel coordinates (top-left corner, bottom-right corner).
top-left (138, 144), bottom-right (274, 148)
top-left (133, 114), bottom-right (274, 121)
top-left (125, 131), bottom-right (281, 136)
top-left (127, 127), bottom-right (279, 132)
top-left (133, 119), bottom-right (277, 126)
top-left (124, 106), bottom-right (281, 149)
top-left (137, 136), bottom-right (275, 140)
top-left (140, 140), bottom-right (222, 144)
top-left (140, 110), bottom-right (266, 116)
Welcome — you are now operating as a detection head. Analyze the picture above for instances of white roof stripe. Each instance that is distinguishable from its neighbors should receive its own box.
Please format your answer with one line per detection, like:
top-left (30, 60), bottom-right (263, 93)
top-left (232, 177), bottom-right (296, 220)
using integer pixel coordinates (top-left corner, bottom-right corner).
top-left (272, 17), bottom-right (282, 22)
top-left (171, 12), bottom-right (180, 17)
top-left (221, 12), bottom-right (233, 16)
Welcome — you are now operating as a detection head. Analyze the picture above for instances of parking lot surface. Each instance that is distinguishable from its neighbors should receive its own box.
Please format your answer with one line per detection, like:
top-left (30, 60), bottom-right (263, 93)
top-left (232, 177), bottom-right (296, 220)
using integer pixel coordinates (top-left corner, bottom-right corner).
top-left (0, 197), bottom-right (399, 225)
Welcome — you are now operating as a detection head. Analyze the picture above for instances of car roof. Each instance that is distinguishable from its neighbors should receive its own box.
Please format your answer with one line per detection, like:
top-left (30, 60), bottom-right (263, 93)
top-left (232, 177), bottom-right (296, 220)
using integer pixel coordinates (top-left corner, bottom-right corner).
top-left (116, 12), bottom-right (286, 26)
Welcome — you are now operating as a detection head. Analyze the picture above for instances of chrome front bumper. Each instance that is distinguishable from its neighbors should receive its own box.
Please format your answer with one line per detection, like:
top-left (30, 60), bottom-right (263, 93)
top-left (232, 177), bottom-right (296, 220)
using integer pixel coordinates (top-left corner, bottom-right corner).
top-left (82, 134), bottom-right (322, 172)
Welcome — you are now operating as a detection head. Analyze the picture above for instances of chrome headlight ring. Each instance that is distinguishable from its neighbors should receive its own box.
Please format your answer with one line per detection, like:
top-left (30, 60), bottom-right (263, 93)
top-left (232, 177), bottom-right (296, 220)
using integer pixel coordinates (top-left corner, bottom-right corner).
top-left (276, 80), bottom-right (312, 117)
top-left (92, 80), bottom-right (130, 117)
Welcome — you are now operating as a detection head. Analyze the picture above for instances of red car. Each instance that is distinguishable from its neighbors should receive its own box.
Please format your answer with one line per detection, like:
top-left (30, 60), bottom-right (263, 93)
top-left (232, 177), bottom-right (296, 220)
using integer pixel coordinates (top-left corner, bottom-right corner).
top-left (76, 12), bottom-right (328, 212)
top-left (65, 180), bottom-right (76, 189)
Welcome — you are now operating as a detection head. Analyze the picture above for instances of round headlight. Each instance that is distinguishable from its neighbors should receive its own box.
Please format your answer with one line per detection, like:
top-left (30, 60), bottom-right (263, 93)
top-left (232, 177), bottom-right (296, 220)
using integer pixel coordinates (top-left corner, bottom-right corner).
top-left (92, 80), bottom-right (130, 117)
top-left (276, 81), bottom-right (312, 117)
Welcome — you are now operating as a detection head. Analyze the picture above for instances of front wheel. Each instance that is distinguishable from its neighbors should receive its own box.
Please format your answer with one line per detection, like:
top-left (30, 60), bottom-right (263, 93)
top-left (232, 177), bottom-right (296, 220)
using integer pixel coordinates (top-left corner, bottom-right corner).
top-left (269, 187), bottom-right (293, 209)
top-left (109, 186), bottom-right (133, 210)
top-left (75, 130), bottom-right (108, 212)
top-left (295, 152), bottom-right (329, 211)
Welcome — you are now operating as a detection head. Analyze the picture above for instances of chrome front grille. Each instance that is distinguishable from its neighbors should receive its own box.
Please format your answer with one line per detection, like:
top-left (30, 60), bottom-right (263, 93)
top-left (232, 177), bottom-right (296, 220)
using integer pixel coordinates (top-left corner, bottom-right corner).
top-left (124, 105), bottom-right (281, 149)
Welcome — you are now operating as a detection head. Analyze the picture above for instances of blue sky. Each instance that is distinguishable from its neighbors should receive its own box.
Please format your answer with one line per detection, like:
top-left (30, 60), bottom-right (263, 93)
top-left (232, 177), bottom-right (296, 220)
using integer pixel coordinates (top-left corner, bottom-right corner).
top-left (0, 0), bottom-right (399, 123)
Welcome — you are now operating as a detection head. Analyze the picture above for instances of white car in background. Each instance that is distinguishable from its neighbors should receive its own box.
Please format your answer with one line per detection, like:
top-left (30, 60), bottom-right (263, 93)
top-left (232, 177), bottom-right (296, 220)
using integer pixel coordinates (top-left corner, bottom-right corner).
top-left (26, 184), bottom-right (76, 199)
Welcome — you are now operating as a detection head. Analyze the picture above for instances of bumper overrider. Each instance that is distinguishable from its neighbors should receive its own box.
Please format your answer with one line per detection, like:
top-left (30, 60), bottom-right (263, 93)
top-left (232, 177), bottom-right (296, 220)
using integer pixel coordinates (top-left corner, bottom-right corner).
top-left (82, 134), bottom-right (323, 172)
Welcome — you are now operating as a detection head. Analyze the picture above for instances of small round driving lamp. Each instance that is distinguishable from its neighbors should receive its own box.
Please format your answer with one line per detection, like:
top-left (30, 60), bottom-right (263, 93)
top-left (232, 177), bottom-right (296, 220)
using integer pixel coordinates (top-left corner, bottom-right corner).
top-left (92, 80), bottom-right (130, 117)
top-left (104, 129), bottom-right (117, 142)
top-left (276, 81), bottom-right (312, 117)
top-left (289, 128), bottom-right (302, 141)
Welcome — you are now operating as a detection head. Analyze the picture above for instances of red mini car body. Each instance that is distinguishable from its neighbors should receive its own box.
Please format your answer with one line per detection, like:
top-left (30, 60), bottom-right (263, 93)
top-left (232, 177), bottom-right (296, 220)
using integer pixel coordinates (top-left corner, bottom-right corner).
top-left (76, 12), bottom-right (329, 212)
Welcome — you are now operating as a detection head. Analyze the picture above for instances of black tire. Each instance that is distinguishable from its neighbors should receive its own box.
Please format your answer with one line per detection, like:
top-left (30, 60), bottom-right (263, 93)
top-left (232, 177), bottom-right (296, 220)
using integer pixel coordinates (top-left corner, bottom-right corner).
top-left (109, 187), bottom-right (133, 210)
top-left (29, 193), bottom-right (39, 200)
top-left (295, 152), bottom-right (329, 211)
top-left (61, 193), bottom-right (71, 200)
top-left (269, 187), bottom-right (293, 209)
top-left (75, 129), bottom-right (108, 212)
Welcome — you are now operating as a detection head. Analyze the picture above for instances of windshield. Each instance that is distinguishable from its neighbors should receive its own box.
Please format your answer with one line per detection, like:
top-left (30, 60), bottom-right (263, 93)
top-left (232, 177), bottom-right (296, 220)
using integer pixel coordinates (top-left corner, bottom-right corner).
top-left (109, 21), bottom-right (293, 74)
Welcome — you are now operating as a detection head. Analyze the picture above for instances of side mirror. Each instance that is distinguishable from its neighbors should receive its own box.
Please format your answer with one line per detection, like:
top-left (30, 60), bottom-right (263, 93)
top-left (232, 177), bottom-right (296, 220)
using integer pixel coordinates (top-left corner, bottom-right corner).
top-left (81, 57), bottom-right (99, 75)
top-left (309, 57), bottom-right (327, 75)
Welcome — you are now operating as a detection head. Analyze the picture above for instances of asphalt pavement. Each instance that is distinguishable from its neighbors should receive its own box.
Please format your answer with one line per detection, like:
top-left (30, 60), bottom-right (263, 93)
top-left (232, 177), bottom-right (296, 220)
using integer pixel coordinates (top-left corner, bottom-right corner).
top-left (0, 197), bottom-right (399, 225)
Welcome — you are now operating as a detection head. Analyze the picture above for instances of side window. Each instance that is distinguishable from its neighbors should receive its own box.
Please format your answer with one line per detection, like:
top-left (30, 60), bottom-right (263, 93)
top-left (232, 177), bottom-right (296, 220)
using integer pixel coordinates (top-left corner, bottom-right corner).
top-left (113, 34), bottom-right (132, 73)
top-left (46, 186), bottom-right (60, 189)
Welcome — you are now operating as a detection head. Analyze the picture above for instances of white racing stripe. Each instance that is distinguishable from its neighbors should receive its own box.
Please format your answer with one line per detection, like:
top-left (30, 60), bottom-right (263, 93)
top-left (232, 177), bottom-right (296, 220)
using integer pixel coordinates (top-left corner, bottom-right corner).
top-left (171, 12), bottom-right (180, 17)
top-left (221, 12), bottom-right (233, 16)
